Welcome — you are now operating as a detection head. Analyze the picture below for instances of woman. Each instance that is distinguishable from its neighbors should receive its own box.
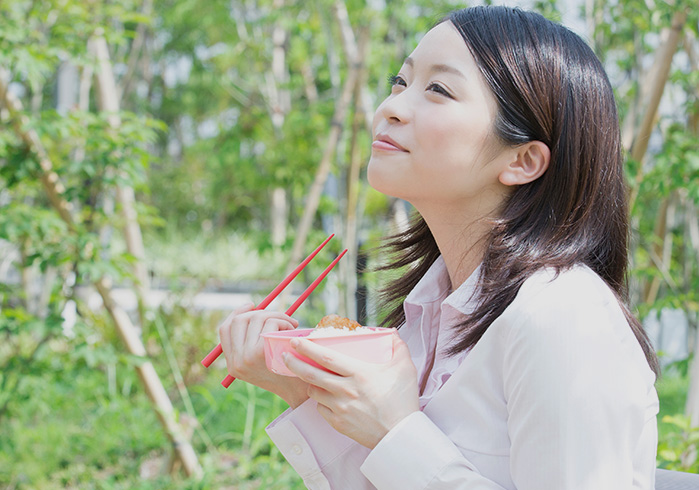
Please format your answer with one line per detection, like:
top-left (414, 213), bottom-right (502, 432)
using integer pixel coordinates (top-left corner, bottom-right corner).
top-left (218, 6), bottom-right (660, 489)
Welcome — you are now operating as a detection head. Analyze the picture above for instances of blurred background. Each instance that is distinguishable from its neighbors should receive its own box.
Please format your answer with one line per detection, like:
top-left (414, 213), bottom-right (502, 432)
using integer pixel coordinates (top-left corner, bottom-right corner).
top-left (0, 0), bottom-right (698, 488)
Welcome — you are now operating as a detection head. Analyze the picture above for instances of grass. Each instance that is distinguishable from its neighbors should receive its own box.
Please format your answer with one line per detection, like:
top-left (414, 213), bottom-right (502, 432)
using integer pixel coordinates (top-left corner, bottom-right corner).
top-left (0, 297), bottom-right (307, 489)
top-left (0, 357), bottom-right (305, 489)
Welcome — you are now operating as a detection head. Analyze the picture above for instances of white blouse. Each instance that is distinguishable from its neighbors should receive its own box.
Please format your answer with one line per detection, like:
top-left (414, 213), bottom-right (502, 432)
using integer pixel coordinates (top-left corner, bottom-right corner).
top-left (266, 257), bottom-right (659, 489)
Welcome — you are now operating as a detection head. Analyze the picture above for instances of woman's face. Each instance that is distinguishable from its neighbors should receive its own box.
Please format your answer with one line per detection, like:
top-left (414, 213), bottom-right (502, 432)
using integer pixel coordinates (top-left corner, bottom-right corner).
top-left (368, 22), bottom-right (509, 211)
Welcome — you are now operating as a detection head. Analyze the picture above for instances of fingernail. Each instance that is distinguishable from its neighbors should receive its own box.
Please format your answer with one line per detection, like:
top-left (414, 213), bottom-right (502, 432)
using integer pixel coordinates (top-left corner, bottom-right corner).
top-left (290, 338), bottom-right (299, 348)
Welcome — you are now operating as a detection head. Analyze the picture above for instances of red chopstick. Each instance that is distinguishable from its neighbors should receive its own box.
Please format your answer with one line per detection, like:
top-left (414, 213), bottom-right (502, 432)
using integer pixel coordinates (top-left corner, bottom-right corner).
top-left (201, 234), bottom-right (334, 369)
top-left (285, 249), bottom-right (347, 317)
top-left (220, 248), bottom-right (348, 388)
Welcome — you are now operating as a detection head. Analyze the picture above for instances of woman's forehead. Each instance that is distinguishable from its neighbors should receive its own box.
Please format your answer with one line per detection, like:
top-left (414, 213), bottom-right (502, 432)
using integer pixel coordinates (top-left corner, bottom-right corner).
top-left (404, 22), bottom-right (476, 76)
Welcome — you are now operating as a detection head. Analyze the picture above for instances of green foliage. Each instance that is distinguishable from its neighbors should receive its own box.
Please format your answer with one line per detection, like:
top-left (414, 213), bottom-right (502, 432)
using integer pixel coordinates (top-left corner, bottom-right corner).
top-left (638, 124), bottom-right (699, 202)
top-left (657, 414), bottom-right (699, 472)
top-left (0, 201), bottom-right (70, 269)
top-left (629, 121), bottom-right (699, 318)
top-left (655, 367), bottom-right (697, 472)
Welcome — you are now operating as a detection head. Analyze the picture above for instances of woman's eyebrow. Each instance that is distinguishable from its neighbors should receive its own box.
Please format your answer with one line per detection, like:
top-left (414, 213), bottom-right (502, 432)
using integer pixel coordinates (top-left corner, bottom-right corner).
top-left (404, 56), bottom-right (467, 80)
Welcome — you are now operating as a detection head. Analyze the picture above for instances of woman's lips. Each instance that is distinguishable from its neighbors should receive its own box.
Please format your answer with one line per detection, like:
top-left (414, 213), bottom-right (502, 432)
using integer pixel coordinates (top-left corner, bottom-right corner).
top-left (372, 136), bottom-right (408, 152)
top-left (372, 140), bottom-right (405, 151)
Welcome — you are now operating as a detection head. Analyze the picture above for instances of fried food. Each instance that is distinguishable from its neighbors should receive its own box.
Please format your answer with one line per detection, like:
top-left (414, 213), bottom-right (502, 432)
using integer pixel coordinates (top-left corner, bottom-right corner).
top-left (315, 314), bottom-right (362, 331)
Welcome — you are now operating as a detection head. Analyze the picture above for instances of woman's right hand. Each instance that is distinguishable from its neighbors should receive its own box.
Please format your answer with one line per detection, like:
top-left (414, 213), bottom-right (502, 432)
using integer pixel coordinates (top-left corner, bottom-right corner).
top-left (218, 303), bottom-right (310, 408)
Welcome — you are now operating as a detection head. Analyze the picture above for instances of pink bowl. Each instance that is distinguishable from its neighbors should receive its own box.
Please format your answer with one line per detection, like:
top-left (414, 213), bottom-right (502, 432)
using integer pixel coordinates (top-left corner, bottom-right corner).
top-left (261, 327), bottom-right (394, 377)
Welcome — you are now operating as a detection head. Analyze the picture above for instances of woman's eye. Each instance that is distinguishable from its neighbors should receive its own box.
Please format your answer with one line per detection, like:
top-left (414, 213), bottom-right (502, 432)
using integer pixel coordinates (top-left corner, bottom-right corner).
top-left (427, 83), bottom-right (452, 98)
top-left (388, 74), bottom-right (407, 88)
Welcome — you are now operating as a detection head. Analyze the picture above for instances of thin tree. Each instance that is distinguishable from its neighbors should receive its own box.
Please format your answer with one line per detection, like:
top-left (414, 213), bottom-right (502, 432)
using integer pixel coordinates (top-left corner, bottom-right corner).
top-left (90, 33), bottom-right (151, 328)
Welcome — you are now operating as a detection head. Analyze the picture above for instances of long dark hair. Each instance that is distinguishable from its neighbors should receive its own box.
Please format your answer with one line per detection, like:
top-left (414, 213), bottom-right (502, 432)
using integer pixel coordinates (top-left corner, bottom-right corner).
top-left (376, 6), bottom-right (660, 378)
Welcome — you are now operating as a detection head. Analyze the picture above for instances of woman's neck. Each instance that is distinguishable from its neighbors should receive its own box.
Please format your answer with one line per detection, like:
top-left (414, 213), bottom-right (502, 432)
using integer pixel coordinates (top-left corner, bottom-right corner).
top-left (416, 202), bottom-right (494, 291)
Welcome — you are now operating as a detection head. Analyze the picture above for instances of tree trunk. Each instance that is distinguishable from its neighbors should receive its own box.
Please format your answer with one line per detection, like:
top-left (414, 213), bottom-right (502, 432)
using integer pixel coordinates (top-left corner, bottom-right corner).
top-left (0, 71), bottom-right (74, 225)
top-left (285, 45), bottom-right (361, 282)
top-left (627, 9), bottom-right (688, 209)
top-left (90, 33), bottom-right (151, 327)
top-left (271, 187), bottom-right (288, 246)
top-left (622, 9), bottom-right (688, 357)
top-left (344, 27), bottom-right (370, 321)
top-left (642, 197), bottom-right (672, 305)
top-left (333, 0), bottom-right (374, 132)
top-left (95, 277), bottom-right (202, 478)
top-left (119, 0), bottom-right (153, 105)
top-left (269, 0), bottom-right (290, 247)
top-left (56, 61), bottom-right (79, 114)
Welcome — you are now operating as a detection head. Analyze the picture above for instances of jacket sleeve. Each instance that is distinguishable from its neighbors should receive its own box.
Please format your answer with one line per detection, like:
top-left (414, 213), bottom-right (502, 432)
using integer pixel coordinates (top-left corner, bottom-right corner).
top-left (268, 397), bottom-right (509, 490)
top-left (361, 411), bottom-right (510, 489)
top-left (266, 398), bottom-right (374, 490)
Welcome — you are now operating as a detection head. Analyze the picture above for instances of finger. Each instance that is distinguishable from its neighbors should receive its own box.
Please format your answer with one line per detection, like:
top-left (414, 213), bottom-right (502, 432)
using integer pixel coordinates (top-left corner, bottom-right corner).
top-left (229, 314), bottom-right (249, 361)
top-left (230, 310), bottom-right (297, 337)
top-left (236, 310), bottom-right (299, 326)
top-left (218, 306), bottom-right (244, 355)
top-left (217, 309), bottom-right (238, 341)
top-left (232, 311), bottom-right (298, 357)
top-left (243, 312), bottom-right (268, 354)
top-left (223, 304), bottom-right (292, 331)
top-left (277, 320), bottom-right (297, 331)
top-left (260, 317), bottom-right (296, 335)
top-left (237, 311), bottom-right (297, 346)
top-left (393, 332), bottom-right (418, 368)
top-left (218, 320), bottom-right (236, 377)
top-left (282, 350), bottom-right (340, 390)
top-left (233, 301), bottom-right (256, 315)
top-left (289, 338), bottom-right (356, 377)
top-left (217, 302), bottom-right (254, 354)
top-left (391, 331), bottom-right (411, 357)
top-left (307, 387), bottom-right (340, 420)
top-left (306, 384), bottom-right (336, 408)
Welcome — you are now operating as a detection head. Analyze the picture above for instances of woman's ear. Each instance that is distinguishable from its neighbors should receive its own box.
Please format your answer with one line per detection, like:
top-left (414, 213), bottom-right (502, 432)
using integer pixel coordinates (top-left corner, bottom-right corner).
top-left (498, 141), bottom-right (550, 186)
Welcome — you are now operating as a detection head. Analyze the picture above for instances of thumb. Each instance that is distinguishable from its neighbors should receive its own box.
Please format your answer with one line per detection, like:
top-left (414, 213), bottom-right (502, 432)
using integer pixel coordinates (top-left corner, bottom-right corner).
top-left (391, 331), bottom-right (411, 357)
top-left (390, 332), bottom-right (418, 375)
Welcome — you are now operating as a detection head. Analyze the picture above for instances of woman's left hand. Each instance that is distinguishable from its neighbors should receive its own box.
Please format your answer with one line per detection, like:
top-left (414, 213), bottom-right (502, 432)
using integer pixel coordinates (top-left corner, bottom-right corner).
top-left (283, 331), bottom-right (419, 449)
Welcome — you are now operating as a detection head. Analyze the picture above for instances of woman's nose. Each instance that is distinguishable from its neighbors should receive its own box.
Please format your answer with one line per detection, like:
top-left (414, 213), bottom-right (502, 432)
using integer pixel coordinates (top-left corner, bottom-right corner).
top-left (376, 90), bottom-right (411, 124)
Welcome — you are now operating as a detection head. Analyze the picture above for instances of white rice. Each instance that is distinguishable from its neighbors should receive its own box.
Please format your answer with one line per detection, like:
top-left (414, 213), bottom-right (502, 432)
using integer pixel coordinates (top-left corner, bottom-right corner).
top-left (307, 326), bottom-right (375, 338)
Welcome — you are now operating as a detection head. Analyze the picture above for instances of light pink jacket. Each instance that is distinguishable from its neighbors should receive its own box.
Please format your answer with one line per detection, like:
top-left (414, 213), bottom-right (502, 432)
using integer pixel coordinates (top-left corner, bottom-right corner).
top-left (267, 257), bottom-right (658, 489)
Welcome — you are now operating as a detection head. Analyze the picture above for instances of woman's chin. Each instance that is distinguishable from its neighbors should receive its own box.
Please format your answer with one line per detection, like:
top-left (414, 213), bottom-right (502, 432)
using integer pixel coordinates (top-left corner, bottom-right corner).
top-left (367, 161), bottom-right (399, 197)
top-left (366, 173), bottom-right (397, 198)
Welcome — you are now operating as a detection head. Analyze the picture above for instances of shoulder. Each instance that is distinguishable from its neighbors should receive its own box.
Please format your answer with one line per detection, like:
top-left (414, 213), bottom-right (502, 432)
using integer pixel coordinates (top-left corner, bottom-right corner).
top-left (493, 264), bottom-right (656, 399)
top-left (518, 264), bottom-right (615, 313)
top-left (502, 264), bottom-right (623, 338)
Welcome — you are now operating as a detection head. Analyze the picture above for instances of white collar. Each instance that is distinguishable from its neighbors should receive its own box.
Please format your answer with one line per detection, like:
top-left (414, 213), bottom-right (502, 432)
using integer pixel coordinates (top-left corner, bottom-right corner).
top-left (405, 255), bottom-right (481, 316)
